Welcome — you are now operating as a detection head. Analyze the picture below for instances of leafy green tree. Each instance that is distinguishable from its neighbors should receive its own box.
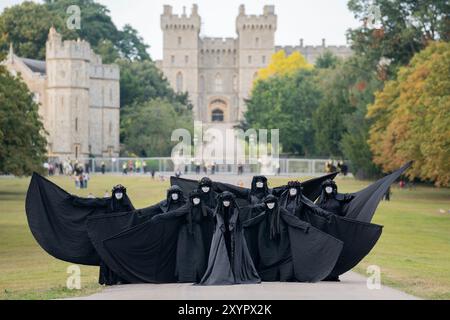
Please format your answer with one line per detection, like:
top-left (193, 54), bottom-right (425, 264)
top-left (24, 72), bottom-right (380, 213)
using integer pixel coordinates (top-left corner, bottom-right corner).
top-left (0, 1), bottom-right (73, 60)
top-left (347, 0), bottom-right (449, 77)
top-left (244, 70), bottom-right (321, 156)
top-left (118, 59), bottom-right (191, 108)
top-left (0, 66), bottom-right (47, 175)
top-left (121, 98), bottom-right (193, 157)
top-left (315, 51), bottom-right (340, 69)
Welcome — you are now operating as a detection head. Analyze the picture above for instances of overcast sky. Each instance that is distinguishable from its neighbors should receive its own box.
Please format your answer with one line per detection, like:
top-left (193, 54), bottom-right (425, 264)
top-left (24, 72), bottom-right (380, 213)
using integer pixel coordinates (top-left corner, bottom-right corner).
top-left (0, 0), bottom-right (361, 60)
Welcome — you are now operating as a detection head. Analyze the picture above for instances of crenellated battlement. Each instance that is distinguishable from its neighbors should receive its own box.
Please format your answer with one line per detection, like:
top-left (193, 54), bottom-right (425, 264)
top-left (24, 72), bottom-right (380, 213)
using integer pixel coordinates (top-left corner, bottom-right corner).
top-left (236, 5), bottom-right (277, 32)
top-left (161, 4), bottom-right (201, 31)
top-left (46, 27), bottom-right (91, 61)
top-left (200, 38), bottom-right (237, 53)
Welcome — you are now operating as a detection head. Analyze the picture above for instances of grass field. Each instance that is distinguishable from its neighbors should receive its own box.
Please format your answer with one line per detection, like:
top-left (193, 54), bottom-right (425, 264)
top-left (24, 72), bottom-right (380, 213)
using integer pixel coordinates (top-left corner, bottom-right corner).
top-left (0, 174), bottom-right (449, 300)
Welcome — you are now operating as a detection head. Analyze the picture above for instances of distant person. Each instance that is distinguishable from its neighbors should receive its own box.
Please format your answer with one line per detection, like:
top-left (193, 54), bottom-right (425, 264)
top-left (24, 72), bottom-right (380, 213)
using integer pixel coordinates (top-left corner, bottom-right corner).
top-left (122, 163), bottom-right (128, 175)
top-left (238, 163), bottom-right (243, 175)
top-left (101, 161), bottom-right (106, 175)
top-left (151, 169), bottom-right (156, 180)
top-left (83, 172), bottom-right (89, 189)
top-left (211, 162), bottom-right (216, 175)
top-left (142, 161), bottom-right (147, 174)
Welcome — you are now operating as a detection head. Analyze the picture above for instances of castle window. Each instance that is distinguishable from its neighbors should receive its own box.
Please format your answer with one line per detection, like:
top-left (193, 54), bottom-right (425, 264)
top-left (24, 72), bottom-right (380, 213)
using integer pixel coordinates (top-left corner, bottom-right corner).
top-left (109, 121), bottom-right (112, 135)
top-left (262, 55), bottom-right (266, 64)
top-left (233, 75), bottom-right (238, 92)
top-left (215, 73), bottom-right (222, 92)
top-left (75, 117), bottom-right (78, 132)
top-left (176, 72), bottom-right (183, 92)
top-left (178, 37), bottom-right (182, 46)
top-left (248, 55), bottom-right (252, 64)
top-left (211, 109), bottom-right (224, 122)
top-left (255, 37), bottom-right (260, 47)
top-left (171, 55), bottom-right (175, 64)
top-left (185, 55), bottom-right (189, 64)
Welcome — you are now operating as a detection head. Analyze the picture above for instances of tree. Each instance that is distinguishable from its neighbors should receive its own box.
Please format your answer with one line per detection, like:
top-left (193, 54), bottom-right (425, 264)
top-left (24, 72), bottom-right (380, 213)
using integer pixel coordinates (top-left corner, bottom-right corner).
top-left (0, 0), bottom-right (150, 62)
top-left (0, 1), bottom-right (73, 60)
top-left (244, 69), bottom-right (321, 156)
top-left (367, 41), bottom-right (450, 186)
top-left (0, 66), bottom-right (47, 176)
top-left (121, 99), bottom-right (193, 157)
top-left (347, 0), bottom-right (450, 77)
top-left (315, 51), bottom-right (340, 69)
top-left (256, 50), bottom-right (313, 81)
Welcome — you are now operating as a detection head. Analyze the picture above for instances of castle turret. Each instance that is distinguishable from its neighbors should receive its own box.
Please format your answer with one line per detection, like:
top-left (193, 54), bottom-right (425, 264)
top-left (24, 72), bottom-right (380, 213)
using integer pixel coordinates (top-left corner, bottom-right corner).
top-left (46, 27), bottom-right (90, 159)
top-left (236, 5), bottom-right (277, 120)
top-left (161, 5), bottom-right (201, 119)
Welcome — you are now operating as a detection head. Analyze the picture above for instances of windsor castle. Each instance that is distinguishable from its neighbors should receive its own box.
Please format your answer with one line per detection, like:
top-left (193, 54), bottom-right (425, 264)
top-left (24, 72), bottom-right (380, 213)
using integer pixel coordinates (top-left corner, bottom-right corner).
top-left (1, 4), bottom-right (351, 160)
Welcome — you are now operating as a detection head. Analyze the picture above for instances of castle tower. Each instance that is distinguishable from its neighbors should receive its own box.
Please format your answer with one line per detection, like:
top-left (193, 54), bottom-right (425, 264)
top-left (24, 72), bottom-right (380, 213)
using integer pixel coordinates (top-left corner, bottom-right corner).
top-left (236, 5), bottom-right (277, 120)
top-left (161, 5), bottom-right (201, 119)
top-left (45, 27), bottom-right (91, 159)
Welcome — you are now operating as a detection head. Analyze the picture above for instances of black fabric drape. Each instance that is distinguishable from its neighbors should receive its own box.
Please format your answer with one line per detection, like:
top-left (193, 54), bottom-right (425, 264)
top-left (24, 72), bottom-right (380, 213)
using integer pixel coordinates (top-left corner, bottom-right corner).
top-left (25, 173), bottom-right (135, 266)
top-left (342, 162), bottom-right (412, 222)
top-left (243, 207), bottom-right (343, 282)
top-left (199, 194), bottom-right (260, 285)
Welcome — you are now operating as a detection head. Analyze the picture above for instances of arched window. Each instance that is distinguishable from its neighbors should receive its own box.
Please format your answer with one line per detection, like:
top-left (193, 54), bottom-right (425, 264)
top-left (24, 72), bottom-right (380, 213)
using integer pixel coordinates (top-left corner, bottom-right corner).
top-left (176, 72), bottom-right (183, 92)
top-left (75, 117), bottom-right (78, 132)
top-left (215, 73), bottom-right (222, 92)
top-left (211, 109), bottom-right (224, 122)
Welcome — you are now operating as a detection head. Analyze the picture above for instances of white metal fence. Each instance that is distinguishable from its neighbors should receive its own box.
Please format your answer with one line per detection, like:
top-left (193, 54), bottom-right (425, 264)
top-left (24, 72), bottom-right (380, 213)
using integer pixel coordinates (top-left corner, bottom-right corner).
top-left (55, 158), bottom-right (350, 176)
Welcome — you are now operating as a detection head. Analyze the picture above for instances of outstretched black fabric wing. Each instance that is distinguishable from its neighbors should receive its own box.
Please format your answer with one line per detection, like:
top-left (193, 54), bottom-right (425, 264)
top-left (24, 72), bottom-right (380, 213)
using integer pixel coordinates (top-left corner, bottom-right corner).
top-left (86, 206), bottom-right (160, 279)
top-left (25, 173), bottom-right (107, 265)
top-left (302, 211), bottom-right (383, 278)
top-left (343, 162), bottom-right (412, 222)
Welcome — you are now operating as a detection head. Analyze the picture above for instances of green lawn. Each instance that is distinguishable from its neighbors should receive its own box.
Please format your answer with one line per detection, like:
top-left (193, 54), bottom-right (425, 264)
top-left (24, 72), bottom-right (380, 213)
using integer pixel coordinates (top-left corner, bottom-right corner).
top-left (0, 174), bottom-right (449, 299)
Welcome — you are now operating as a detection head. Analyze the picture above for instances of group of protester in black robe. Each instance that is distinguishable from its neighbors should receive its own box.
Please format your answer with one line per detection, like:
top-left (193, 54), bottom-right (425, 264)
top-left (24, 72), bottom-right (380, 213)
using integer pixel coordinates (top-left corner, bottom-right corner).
top-left (24, 162), bottom-right (411, 286)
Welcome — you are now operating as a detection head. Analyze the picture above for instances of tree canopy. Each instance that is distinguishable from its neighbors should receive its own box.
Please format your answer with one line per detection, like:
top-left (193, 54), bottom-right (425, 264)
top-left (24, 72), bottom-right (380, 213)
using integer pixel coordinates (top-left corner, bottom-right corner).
top-left (367, 41), bottom-right (450, 186)
top-left (0, 66), bottom-right (47, 175)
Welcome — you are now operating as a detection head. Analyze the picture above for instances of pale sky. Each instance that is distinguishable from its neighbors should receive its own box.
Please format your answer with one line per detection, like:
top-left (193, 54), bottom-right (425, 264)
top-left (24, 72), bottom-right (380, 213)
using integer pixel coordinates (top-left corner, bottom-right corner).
top-left (0, 0), bottom-right (361, 60)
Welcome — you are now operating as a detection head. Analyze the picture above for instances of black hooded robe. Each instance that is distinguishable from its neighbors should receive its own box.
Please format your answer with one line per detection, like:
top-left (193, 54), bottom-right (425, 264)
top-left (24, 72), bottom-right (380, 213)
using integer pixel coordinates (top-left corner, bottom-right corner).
top-left (199, 193), bottom-right (260, 285)
top-left (73, 186), bottom-right (134, 285)
top-left (243, 203), bottom-right (344, 282)
top-left (316, 162), bottom-right (413, 222)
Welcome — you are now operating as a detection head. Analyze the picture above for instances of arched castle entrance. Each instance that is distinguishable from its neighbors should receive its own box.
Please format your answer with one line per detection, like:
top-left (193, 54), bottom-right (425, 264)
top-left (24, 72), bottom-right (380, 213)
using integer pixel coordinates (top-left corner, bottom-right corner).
top-left (208, 98), bottom-right (229, 123)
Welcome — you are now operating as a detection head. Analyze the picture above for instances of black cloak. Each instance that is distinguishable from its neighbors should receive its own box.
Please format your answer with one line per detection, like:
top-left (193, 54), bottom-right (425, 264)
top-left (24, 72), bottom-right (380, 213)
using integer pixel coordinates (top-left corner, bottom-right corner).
top-left (243, 195), bottom-right (343, 282)
top-left (97, 190), bottom-right (215, 283)
top-left (170, 171), bottom-right (339, 207)
top-left (25, 173), bottom-right (134, 266)
top-left (198, 177), bottom-right (218, 209)
top-left (318, 162), bottom-right (412, 223)
top-left (278, 188), bottom-right (383, 279)
top-left (316, 180), bottom-right (354, 216)
top-left (85, 185), bottom-right (186, 284)
top-left (199, 192), bottom-right (261, 285)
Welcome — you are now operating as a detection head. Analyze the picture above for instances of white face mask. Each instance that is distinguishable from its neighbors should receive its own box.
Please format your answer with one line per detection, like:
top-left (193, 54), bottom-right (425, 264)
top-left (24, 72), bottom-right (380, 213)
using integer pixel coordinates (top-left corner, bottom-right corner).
top-left (115, 192), bottom-right (123, 200)
top-left (256, 182), bottom-right (264, 189)
top-left (192, 198), bottom-right (201, 205)
top-left (266, 202), bottom-right (276, 210)
top-left (171, 193), bottom-right (179, 201)
top-left (289, 188), bottom-right (297, 196)
top-left (201, 186), bottom-right (210, 193)
top-left (223, 200), bottom-right (231, 207)
top-left (325, 187), bottom-right (333, 194)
